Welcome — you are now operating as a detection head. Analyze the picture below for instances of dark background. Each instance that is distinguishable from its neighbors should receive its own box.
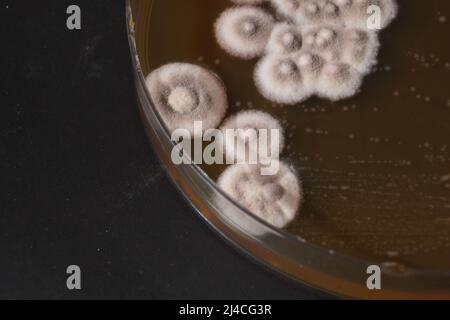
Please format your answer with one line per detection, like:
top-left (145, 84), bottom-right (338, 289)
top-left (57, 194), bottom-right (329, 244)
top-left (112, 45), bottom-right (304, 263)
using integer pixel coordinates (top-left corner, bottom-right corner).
top-left (0, 0), bottom-right (330, 299)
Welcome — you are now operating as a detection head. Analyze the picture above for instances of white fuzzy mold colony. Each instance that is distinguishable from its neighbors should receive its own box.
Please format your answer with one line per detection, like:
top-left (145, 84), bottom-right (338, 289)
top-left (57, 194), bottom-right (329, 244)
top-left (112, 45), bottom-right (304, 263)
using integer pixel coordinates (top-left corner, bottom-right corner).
top-left (145, 63), bottom-right (228, 136)
top-left (218, 162), bottom-right (302, 228)
top-left (220, 110), bottom-right (285, 163)
top-left (266, 23), bottom-right (304, 55)
top-left (215, 6), bottom-right (275, 59)
top-left (255, 55), bottom-right (312, 104)
top-left (215, 0), bottom-right (397, 104)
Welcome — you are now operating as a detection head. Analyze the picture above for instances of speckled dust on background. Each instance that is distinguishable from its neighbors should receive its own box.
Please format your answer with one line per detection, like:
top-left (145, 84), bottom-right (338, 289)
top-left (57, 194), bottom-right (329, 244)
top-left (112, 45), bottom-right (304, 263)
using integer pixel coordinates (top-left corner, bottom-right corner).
top-left (135, 0), bottom-right (450, 269)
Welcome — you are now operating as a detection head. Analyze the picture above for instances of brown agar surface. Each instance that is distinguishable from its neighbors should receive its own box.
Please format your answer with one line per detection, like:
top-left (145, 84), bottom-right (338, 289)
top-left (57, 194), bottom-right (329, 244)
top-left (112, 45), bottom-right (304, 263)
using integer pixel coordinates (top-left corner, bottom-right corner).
top-left (135, 0), bottom-right (450, 270)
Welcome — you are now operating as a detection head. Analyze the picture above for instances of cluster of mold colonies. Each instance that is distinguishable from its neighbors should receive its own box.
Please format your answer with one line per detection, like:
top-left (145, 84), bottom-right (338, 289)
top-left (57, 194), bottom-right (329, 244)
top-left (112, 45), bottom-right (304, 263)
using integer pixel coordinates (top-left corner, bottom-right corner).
top-left (215, 0), bottom-right (397, 104)
top-left (145, 63), bottom-right (228, 137)
top-left (145, 64), bottom-right (300, 229)
top-left (217, 109), bottom-right (301, 229)
top-left (218, 161), bottom-right (303, 228)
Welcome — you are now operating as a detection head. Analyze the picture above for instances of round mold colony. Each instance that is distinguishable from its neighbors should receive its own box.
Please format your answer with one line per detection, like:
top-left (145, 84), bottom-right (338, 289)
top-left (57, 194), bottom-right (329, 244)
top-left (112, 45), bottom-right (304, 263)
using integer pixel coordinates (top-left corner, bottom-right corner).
top-left (218, 161), bottom-right (303, 229)
top-left (254, 54), bottom-right (312, 104)
top-left (215, 6), bottom-right (275, 59)
top-left (340, 27), bottom-right (380, 74)
top-left (266, 22), bottom-right (304, 55)
top-left (316, 61), bottom-right (363, 100)
top-left (220, 110), bottom-right (285, 164)
top-left (294, 50), bottom-right (326, 90)
top-left (145, 63), bottom-right (228, 137)
top-left (302, 24), bottom-right (343, 61)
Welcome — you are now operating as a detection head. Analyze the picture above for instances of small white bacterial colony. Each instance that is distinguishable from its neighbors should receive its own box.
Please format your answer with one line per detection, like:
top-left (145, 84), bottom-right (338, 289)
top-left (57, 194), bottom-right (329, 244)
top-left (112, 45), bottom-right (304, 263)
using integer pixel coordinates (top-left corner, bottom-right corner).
top-left (215, 0), bottom-right (397, 104)
top-left (145, 63), bottom-right (228, 137)
top-left (218, 161), bottom-right (303, 228)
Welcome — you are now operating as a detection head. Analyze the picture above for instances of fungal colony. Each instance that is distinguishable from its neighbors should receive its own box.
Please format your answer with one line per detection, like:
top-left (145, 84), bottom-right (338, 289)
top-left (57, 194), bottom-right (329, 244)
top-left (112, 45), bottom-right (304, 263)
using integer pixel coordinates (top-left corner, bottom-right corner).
top-left (144, 0), bottom-right (398, 231)
top-left (216, 0), bottom-right (397, 104)
top-left (145, 63), bottom-right (228, 137)
top-left (218, 161), bottom-right (302, 229)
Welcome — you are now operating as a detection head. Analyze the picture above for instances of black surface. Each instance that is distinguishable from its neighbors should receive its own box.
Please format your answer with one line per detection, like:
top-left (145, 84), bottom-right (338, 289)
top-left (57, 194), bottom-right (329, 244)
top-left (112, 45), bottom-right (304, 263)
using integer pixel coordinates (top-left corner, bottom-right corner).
top-left (0, 0), bottom-right (330, 299)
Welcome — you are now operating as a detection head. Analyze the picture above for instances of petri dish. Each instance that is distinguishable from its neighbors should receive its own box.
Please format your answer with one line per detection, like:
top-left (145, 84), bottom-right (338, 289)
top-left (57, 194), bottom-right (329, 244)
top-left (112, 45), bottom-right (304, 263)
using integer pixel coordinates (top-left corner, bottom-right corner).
top-left (126, 0), bottom-right (450, 298)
